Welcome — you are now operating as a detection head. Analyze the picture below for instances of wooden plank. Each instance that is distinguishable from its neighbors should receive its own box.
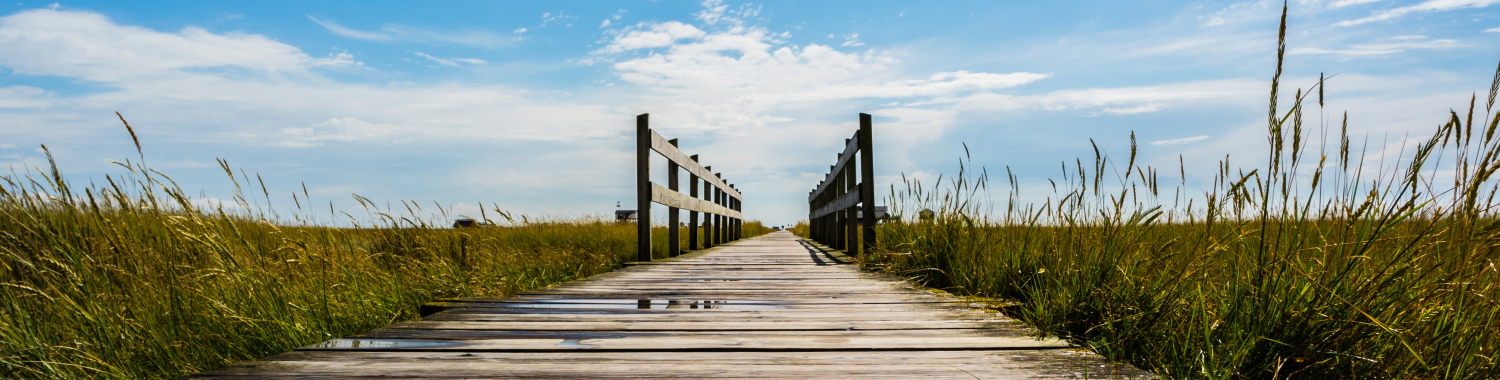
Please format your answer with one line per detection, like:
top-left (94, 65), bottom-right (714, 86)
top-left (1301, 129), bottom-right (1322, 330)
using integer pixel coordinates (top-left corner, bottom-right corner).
top-left (295, 335), bottom-right (1070, 351)
top-left (811, 190), bottom-right (862, 218)
top-left (809, 131), bottom-right (861, 201)
top-left (381, 320), bottom-right (1008, 331)
top-left (650, 182), bottom-right (741, 218)
top-left (651, 130), bottom-right (740, 199)
top-left (189, 350), bottom-right (1152, 379)
top-left (190, 231), bottom-right (1153, 379)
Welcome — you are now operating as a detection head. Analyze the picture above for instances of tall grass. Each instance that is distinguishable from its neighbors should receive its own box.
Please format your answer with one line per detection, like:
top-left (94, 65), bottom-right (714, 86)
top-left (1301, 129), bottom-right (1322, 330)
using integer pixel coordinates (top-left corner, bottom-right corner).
top-left (0, 125), bottom-right (770, 378)
top-left (863, 7), bottom-right (1500, 379)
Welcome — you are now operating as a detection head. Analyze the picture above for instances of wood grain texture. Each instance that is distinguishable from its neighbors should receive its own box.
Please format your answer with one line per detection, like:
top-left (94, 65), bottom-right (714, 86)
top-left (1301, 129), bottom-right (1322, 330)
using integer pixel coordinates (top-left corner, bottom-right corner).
top-left (189, 231), bottom-right (1154, 379)
top-left (650, 130), bottom-right (739, 199)
top-left (809, 131), bottom-right (860, 201)
top-left (651, 183), bottom-right (741, 218)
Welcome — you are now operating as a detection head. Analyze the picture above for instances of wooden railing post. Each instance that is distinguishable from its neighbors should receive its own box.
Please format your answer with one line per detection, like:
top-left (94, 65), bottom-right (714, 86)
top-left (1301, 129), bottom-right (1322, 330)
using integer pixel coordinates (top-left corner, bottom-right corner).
top-left (636, 114), bottom-right (652, 262)
top-left (703, 166), bottom-right (713, 249)
top-left (714, 181), bottom-right (724, 245)
top-left (859, 113), bottom-right (876, 254)
top-left (845, 146), bottom-right (858, 256)
top-left (668, 139), bottom-right (680, 257)
top-left (830, 164), bottom-right (839, 250)
top-left (688, 155), bottom-right (700, 251)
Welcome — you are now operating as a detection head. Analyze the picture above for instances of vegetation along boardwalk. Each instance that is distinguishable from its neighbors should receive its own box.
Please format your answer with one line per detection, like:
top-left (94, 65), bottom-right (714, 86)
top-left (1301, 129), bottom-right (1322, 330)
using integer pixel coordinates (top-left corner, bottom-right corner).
top-left (189, 231), bottom-right (1152, 379)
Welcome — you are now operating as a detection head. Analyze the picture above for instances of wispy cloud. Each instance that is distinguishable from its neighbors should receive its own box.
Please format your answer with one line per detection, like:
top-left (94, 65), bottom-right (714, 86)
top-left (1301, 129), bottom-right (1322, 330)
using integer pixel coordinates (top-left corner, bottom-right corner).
top-left (307, 15), bottom-right (514, 48)
top-left (409, 52), bottom-right (487, 67)
top-left (1335, 0), bottom-right (1500, 26)
top-left (540, 11), bottom-right (575, 28)
top-left (841, 33), bottom-right (864, 47)
top-left (1150, 135), bottom-right (1210, 145)
top-left (1102, 103), bottom-right (1163, 115)
top-left (1329, 0), bottom-right (1383, 8)
top-left (1486, 26), bottom-right (1500, 32)
top-left (1289, 35), bottom-right (1459, 55)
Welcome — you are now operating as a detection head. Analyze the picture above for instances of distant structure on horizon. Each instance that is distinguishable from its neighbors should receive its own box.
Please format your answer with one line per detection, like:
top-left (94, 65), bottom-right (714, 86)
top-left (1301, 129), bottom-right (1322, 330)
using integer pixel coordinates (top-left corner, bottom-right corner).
top-left (615, 210), bottom-right (638, 223)
top-left (452, 217), bottom-right (493, 228)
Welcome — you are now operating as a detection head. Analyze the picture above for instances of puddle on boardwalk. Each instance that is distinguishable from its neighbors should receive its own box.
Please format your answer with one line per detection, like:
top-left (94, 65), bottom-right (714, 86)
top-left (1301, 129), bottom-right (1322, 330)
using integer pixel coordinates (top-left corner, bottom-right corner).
top-left (304, 339), bottom-right (460, 349)
top-left (556, 339), bottom-right (602, 349)
top-left (499, 299), bottom-right (788, 310)
top-left (664, 279), bottom-right (783, 282)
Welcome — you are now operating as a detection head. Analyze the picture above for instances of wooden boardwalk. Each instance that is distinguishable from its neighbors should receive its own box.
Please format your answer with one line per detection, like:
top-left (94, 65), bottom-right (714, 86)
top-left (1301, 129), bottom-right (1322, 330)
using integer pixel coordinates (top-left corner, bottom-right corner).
top-left (190, 231), bottom-right (1152, 379)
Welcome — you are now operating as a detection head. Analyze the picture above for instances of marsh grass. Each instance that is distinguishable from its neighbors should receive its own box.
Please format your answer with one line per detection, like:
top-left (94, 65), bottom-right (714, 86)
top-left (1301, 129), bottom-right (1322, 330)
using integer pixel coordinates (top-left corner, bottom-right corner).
top-left (0, 127), bottom-right (769, 378)
top-left (863, 6), bottom-right (1500, 379)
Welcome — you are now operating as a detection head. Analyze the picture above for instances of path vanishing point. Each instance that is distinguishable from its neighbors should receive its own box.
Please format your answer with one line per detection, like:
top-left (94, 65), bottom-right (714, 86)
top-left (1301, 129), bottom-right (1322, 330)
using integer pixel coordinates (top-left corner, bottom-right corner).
top-left (189, 232), bottom-right (1154, 379)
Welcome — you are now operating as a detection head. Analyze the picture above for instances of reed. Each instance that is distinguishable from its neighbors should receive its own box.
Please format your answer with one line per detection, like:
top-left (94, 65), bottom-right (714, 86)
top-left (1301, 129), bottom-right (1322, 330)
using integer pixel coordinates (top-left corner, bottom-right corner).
top-left (0, 130), bottom-right (769, 378)
top-left (863, 5), bottom-right (1500, 378)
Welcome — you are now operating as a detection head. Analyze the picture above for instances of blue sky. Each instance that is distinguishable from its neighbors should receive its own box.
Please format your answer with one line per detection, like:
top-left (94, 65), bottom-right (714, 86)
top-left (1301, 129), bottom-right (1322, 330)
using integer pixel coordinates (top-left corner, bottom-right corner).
top-left (2, 0), bottom-right (1498, 227)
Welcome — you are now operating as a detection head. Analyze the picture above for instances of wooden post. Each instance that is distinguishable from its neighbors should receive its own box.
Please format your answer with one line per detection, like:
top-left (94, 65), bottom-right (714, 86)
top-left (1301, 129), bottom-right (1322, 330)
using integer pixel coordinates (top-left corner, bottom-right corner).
top-left (728, 185), bottom-right (738, 241)
top-left (668, 139), bottom-right (680, 257)
top-left (714, 184), bottom-right (724, 245)
top-left (859, 113), bottom-right (876, 254)
top-left (831, 164), bottom-right (841, 250)
top-left (635, 114), bottom-right (652, 262)
top-left (688, 155), bottom-right (700, 251)
top-left (845, 149), bottom-right (858, 256)
top-left (703, 167), bottom-right (713, 249)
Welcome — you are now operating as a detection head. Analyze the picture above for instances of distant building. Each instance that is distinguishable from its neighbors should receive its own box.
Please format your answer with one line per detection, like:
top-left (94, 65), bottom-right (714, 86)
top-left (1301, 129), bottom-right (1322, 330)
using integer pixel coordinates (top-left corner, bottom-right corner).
top-left (615, 210), bottom-right (638, 223)
top-left (918, 208), bottom-right (936, 220)
top-left (453, 218), bottom-right (477, 228)
top-left (857, 206), bottom-right (891, 223)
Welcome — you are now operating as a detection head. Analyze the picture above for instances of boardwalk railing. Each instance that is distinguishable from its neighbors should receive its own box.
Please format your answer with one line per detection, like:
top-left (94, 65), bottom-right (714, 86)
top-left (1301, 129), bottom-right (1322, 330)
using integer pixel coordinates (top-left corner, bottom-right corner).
top-left (808, 113), bottom-right (875, 255)
top-left (637, 113), bottom-right (743, 262)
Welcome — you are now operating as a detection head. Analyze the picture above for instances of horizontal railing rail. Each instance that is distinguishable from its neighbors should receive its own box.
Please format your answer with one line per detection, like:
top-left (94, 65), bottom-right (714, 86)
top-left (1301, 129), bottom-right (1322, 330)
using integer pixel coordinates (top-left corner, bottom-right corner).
top-left (637, 113), bottom-right (742, 262)
top-left (807, 113), bottom-right (875, 255)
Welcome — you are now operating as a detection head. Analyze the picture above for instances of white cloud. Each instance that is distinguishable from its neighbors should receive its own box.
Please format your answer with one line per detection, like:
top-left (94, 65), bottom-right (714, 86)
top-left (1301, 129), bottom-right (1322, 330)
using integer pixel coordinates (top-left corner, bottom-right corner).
top-left (513, 27), bottom-right (526, 34)
top-left (1102, 103), bottom-right (1164, 115)
top-left (0, 86), bottom-right (53, 108)
top-left (1289, 36), bottom-right (1459, 55)
top-left (0, 8), bottom-right (621, 149)
top-left (695, 0), bottom-right (760, 26)
top-left (0, 9), bottom-right (354, 83)
top-left (308, 15), bottom-right (514, 47)
top-left (600, 19), bottom-right (611, 28)
top-left (1335, 0), bottom-right (1500, 26)
top-left (412, 52), bottom-right (486, 67)
top-left (841, 33), bottom-right (864, 47)
top-left (911, 78), bottom-right (1262, 119)
top-left (1330, 0), bottom-right (1383, 8)
top-left (540, 11), bottom-right (575, 28)
top-left (1150, 135), bottom-right (1210, 145)
top-left (1485, 26), bottom-right (1500, 32)
top-left (414, 52), bottom-right (458, 67)
top-left (0, 142), bottom-right (15, 149)
top-left (593, 21), bottom-right (706, 55)
top-left (279, 117), bottom-right (399, 147)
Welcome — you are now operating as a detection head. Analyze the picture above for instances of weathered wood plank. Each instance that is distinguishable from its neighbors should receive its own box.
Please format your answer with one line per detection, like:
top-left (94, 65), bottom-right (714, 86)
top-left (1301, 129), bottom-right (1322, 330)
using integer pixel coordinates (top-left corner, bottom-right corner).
top-left (295, 335), bottom-right (1070, 351)
top-left (190, 231), bottom-right (1154, 379)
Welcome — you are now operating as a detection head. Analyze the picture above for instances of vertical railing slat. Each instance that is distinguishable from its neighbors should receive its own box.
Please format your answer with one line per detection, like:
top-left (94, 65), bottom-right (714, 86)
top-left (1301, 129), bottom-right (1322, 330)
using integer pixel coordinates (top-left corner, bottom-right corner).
top-left (667, 139), bottom-right (680, 257)
top-left (688, 155), bottom-right (700, 251)
top-left (859, 113), bottom-right (876, 254)
top-left (636, 114), bottom-right (652, 262)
